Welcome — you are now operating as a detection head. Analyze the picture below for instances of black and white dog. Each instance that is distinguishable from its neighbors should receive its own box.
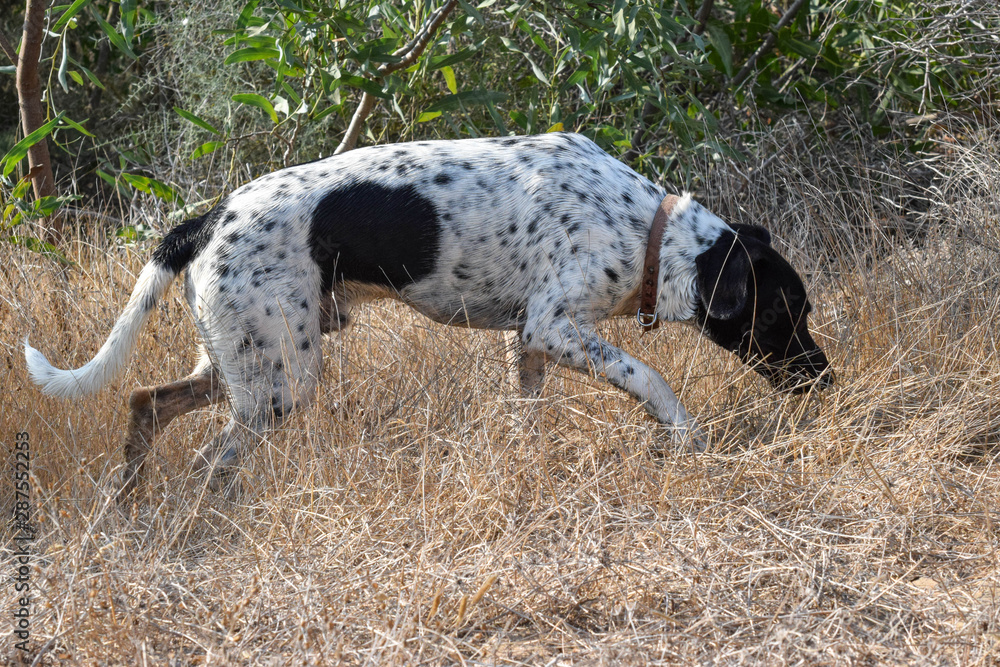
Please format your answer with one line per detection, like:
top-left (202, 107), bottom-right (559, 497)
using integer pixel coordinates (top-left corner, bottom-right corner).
top-left (25, 133), bottom-right (831, 494)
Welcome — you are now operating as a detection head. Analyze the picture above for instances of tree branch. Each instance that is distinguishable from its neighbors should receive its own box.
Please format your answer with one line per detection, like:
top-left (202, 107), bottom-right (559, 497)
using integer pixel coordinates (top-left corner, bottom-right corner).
top-left (334, 0), bottom-right (459, 155)
top-left (732, 0), bottom-right (808, 87)
top-left (0, 31), bottom-right (16, 65)
top-left (17, 0), bottom-right (63, 242)
top-left (17, 5), bottom-right (57, 175)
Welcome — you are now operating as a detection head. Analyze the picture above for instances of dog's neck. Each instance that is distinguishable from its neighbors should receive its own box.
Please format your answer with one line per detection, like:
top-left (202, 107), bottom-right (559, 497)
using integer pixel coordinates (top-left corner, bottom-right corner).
top-left (655, 194), bottom-right (731, 323)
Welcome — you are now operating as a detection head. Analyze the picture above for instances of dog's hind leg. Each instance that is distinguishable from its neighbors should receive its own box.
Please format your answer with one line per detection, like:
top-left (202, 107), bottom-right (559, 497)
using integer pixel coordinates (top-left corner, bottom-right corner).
top-left (524, 317), bottom-right (707, 451)
top-left (121, 355), bottom-right (224, 501)
top-left (195, 308), bottom-right (324, 493)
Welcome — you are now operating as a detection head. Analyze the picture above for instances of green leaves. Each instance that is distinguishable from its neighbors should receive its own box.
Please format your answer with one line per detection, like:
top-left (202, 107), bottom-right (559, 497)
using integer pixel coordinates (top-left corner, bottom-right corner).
top-left (173, 108), bottom-right (221, 135)
top-left (191, 141), bottom-right (225, 160)
top-left (706, 24), bottom-right (733, 78)
top-left (2, 113), bottom-right (65, 178)
top-left (53, 0), bottom-right (92, 32)
top-left (232, 94), bottom-right (279, 124)
top-left (441, 66), bottom-right (458, 95)
top-left (121, 174), bottom-right (184, 204)
top-left (90, 6), bottom-right (138, 60)
top-left (426, 91), bottom-right (508, 113)
top-left (224, 46), bottom-right (282, 65)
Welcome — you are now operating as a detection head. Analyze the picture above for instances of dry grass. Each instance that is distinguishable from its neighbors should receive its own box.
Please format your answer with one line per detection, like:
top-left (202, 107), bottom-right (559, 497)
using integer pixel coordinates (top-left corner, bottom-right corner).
top-left (3, 126), bottom-right (1000, 665)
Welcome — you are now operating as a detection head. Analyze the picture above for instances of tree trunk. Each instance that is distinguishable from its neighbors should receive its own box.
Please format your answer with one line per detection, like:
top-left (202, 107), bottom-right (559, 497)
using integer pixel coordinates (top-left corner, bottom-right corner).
top-left (17, 0), bottom-right (64, 242)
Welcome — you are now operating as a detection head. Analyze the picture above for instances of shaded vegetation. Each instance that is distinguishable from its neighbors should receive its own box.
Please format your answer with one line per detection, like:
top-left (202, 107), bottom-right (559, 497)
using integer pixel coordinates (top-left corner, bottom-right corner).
top-left (2, 0), bottom-right (998, 244)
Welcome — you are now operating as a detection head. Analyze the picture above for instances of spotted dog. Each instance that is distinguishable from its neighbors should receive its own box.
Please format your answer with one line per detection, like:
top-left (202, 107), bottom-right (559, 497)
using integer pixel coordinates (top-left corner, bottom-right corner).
top-left (25, 133), bottom-right (832, 495)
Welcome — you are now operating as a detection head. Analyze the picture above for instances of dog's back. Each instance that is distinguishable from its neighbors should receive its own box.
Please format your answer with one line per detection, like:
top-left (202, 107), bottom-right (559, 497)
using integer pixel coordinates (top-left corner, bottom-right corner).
top-left (188, 133), bottom-right (669, 329)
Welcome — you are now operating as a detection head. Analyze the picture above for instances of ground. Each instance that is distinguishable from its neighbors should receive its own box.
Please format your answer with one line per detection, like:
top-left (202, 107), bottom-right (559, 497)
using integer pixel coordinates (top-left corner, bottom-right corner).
top-left (2, 135), bottom-right (1000, 665)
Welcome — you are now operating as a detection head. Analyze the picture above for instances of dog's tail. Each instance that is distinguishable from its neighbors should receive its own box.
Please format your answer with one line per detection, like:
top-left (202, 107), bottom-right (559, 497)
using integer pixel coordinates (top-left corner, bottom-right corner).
top-left (24, 214), bottom-right (214, 398)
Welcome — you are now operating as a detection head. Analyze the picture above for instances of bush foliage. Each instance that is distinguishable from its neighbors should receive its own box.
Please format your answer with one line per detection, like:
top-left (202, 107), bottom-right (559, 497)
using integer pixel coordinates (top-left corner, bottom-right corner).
top-left (1, 0), bottom-right (998, 235)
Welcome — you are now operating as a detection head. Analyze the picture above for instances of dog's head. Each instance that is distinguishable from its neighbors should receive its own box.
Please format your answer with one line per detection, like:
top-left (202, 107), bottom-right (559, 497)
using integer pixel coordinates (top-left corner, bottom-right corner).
top-left (694, 224), bottom-right (832, 393)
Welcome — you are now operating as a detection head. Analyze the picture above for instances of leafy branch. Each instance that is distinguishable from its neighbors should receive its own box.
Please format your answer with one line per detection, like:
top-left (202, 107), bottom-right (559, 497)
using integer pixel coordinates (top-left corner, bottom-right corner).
top-left (334, 0), bottom-right (460, 154)
top-left (731, 0), bottom-right (809, 87)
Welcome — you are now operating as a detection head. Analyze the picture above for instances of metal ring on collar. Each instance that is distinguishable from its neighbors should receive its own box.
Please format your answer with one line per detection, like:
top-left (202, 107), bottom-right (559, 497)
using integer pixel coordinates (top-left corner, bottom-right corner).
top-left (636, 309), bottom-right (658, 328)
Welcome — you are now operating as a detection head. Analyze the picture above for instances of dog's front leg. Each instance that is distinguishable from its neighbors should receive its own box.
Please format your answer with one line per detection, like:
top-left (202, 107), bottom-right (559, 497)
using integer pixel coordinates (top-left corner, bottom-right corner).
top-left (525, 323), bottom-right (707, 451)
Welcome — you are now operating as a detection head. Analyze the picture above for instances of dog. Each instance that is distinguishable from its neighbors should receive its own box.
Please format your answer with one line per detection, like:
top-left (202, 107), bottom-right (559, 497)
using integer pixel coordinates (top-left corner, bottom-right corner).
top-left (25, 132), bottom-right (832, 495)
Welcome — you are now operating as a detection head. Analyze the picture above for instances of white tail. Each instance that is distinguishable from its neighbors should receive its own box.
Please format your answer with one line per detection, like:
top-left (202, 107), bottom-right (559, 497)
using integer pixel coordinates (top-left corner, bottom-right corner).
top-left (24, 263), bottom-right (177, 398)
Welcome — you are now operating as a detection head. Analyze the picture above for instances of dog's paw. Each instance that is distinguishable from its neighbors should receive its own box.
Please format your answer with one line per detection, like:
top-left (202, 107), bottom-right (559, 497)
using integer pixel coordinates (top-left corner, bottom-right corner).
top-left (668, 420), bottom-right (709, 453)
top-left (195, 443), bottom-right (240, 493)
top-left (206, 466), bottom-right (243, 500)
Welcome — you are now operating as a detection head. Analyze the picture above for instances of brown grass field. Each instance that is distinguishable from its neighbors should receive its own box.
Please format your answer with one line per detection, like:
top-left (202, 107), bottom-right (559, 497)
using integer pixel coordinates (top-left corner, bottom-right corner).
top-left (3, 123), bottom-right (1000, 664)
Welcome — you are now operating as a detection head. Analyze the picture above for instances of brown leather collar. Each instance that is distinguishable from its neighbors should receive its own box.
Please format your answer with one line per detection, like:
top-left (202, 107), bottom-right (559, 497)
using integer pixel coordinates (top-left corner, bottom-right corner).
top-left (637, 194), bottom-right (680, 331)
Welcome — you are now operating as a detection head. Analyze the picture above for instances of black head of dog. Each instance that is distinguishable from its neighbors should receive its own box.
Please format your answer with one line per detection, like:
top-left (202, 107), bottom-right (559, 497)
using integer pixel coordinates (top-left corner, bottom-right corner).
top-left (694, 224), bottom-right (833, 393)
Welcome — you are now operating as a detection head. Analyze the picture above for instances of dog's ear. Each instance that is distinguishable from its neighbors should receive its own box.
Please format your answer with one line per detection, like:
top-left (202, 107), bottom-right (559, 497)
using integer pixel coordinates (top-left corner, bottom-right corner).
top-left (695, 230), bottom-right (753, 319)
top-left (730, 223), bottom-right (771, 246)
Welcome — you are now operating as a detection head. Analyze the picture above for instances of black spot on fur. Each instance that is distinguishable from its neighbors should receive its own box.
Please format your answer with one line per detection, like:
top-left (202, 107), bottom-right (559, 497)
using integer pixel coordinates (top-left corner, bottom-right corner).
top-left (271, 395), bottom-right (287, 420)
top-left (310, 182), bottom-right (440, 292)
top-left (604, 267), bottom-right (619, 283)
top-left (434, 173), bottom-right (452, 185)
top-left (151, 210), bottom-right (221, 274)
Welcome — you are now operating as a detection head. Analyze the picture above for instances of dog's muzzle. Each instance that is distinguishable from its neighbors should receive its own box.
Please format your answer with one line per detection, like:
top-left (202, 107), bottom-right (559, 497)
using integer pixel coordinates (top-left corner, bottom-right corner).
top-left (765, 350), bottom-right (833, 394)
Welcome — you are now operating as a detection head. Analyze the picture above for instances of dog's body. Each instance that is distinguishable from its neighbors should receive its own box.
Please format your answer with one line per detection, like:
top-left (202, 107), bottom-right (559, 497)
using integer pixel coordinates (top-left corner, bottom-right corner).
top-left (25, 133), bottom-right (831, 494)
